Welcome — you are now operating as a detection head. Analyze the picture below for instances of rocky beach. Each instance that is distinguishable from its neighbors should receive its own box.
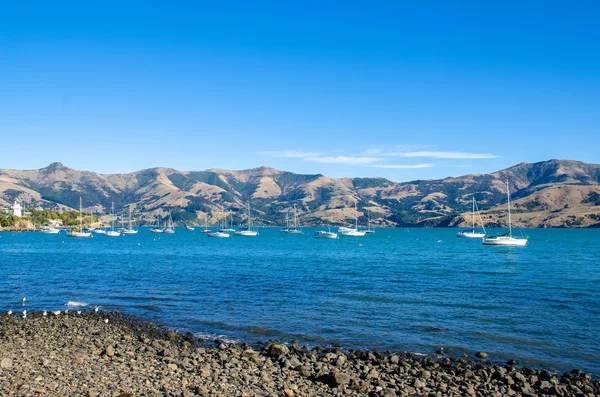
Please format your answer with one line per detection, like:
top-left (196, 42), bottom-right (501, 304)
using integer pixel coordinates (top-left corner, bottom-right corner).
top-left (1, 311), bottom-right (598, 397)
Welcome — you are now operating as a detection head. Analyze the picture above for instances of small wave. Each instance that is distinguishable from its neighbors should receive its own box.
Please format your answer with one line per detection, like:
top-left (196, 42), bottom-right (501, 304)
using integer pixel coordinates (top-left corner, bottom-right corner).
top-left (65, 301), bottom-right (89, 307)
top-left (192, 332), bottom-right (242, 344)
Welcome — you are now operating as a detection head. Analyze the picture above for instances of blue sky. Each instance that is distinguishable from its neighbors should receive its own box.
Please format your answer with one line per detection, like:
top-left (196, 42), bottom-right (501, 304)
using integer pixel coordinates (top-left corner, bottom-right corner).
top-left (1, 1), bottom-right (598, 181)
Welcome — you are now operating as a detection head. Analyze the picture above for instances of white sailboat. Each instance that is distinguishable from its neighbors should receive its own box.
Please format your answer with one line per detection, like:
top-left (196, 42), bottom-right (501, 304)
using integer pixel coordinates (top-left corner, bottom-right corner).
top-left (221, 214), bottom-right (236, 233)
top-left (314, 226), bottom-right (338, 239)
top-left (39, 226), bottom-right (61, 234)
top-left (200, 216), bottom-right (211, 233)
top-left (457, 197), bottom-right (486, 238)
top-left (234, 202), bottom-right (259, 236)
top-left (208, 212), bottom-right (229, 237)
top-left (121, 207), bottom-right (138, 234)
top-left (281, 204), bottom-right (302, 234)
top-left (105, 202), bottom-right (121, 237)
top-left (163, 211), bottom-right (175, 234)
top-left (340, 202), bottom-right (366, 237)
top-left (67, 198), bottom-right (92, 238)
top-left (365, 210), bottom-right (375, 234)
top-left (482, 181), bottom-right (528, 246)
top-left (150, 213), bottom-right (163, 233)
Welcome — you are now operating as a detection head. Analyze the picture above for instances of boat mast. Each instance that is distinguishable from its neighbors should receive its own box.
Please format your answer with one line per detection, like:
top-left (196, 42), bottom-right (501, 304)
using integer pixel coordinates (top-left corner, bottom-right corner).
top-left (472, 197), bottom-right (476, 230)
top-left (79, 197), bottom-right (83, 232)
top-left (355, 201), bottom-right (358, 230)
top-left (506, 180), bottom-right (512, 237)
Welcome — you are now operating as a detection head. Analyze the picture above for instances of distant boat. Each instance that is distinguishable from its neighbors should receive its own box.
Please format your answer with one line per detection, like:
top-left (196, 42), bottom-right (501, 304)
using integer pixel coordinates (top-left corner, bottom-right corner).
top-left (105, 202), bottom-right (121, 237)
top-left (199, 216), bottom-right (211, 233)
top-left (208, 230), bottom-right (229, 238)
top-left (280, 204), bottom-right (302, 234)
top-left (220, 214), bottom-right (236, 233)
top-left (185, 224), bottom-right (195, 231)
top-left (365, 210), bottom-right (375, 234)
top-left (121, 207), bottom-right (138, 234)
top-left (150, 213), bottom-right (163, 233)
top-left (340, 201), bottom-right (366, 237)
top-left (39, 226), bottom-right (60, 234)
top-left (482, 181), bottom-right (528, 246)
top-left (234, 202), bottom-right (259, 236)
top-left (314, 226), bottom-right (338, 239)
top-left (457, 197), bottom-right (486, 238)
top-left (67, 198), bottom-right (92, 238)
top-left (209, 212), bottom-right (229, 237)
top-left (163, 212), bottom-right (175, 234)
top-left (94, 228), bottom-right (107, 235)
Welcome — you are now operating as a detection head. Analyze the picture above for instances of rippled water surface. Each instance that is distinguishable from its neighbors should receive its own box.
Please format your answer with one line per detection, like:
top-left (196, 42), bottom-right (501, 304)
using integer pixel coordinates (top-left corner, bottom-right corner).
top-left (1, 228), bottom-right (599, 374)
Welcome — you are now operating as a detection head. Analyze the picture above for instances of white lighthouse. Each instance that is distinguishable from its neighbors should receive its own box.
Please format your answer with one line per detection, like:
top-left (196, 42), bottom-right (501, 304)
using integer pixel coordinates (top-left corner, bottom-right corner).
top-left (12, 201), bottom-right (22, 217)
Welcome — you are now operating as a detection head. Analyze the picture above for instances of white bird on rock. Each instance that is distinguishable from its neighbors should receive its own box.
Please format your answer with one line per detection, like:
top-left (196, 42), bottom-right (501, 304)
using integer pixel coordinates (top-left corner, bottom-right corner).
top-left (7, 310), bottom-right (12, 316)
top-left (104, 318), bottom-right (109, 324)
top-left (22, 310), bottom-right (27, 319)
top-left (43, 311), bottom-right (47, 316)
top-left (94, 307), bottom-right (99, 314)
top-left (64, 310), bottom-right (69, 315)
top-left (52, 310), bottom-right (61, 316)
top-left (76, 310), bottom-right (82, 315)
top-left (22, 297), bottom-right (26, 306)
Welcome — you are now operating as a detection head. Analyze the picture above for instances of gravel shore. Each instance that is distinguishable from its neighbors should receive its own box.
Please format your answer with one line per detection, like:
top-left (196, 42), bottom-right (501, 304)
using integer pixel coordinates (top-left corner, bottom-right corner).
top-left (1, 311), bottom-right (598, 396)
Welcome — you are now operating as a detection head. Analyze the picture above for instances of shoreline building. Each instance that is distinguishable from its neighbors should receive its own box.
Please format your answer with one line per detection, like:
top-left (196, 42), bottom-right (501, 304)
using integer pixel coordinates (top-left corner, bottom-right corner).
top-left (12, 201), bottom-right (22, 217)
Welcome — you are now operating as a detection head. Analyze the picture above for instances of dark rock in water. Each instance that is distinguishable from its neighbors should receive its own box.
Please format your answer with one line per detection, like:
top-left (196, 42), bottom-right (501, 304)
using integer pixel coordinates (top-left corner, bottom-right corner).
top-left (507, 359), bottom-right (517, 365)
top-left (475, 351), bottom-right (488, 358)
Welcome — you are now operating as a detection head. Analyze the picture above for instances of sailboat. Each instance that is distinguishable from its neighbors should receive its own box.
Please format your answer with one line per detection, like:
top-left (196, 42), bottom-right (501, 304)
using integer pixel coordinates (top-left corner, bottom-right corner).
top-left (365, 210), bottom-right (375, 234)
top-left (185, 224), bottom-right (195, 231)
top-left (39, 225), bottom-right (61, 234)
top-left (222, 215), bottom-right (236, 232)
top-left (281, 204), bottom-right (302, 234)
top-left (105, 202), bottom-right (121, 237)
top-left (340, 202), bottom-right (366, 237)
top-left (121, 207), bottom-right (138, 234)
top-left (150, 213), bottom-right (163, 233)
top-left (314, 226), bottom-right (338, 239)
top-left (457, 197), bottom-right (486, 238)
top-left (208, 213), bottom-right (230, 237)
top-left (482, 181), bottom-right (528, 246)
top-left (67, 198), bottom-right (92, 238)
top-left (200, 216), bottom-right (211, 233)
top-left (234, 202), bottom-right (259, 236)
top-left (163, 211), bottom-right (175, 234)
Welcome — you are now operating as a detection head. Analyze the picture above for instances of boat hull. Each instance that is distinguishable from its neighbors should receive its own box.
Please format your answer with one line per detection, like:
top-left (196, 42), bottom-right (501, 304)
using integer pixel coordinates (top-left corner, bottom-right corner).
top-left (341, 230), bottom-right (367, 237)
top-left (39, 228), bottom-right (60, 234)
top-left (67, 232), bottom-right (92, 238)
top-left (314, 232), bottom-right (338, 239)
top-left (121, 229), bottom-right (138, 235)
top-left (457, 231), bottom-right (486, 238)
top-left (482, 237), bottom-right (528, 246)
top-left (105, 231), bottom-right (121, 237)
top-left (208, 232), bottom-right (229, 238)
top-left (234, 230), bottom-right (259, 237)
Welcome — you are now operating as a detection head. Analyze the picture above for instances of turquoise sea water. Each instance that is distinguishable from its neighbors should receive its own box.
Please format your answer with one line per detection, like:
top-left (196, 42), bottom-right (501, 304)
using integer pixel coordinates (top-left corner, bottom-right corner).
top-left (0, 228), bottom-right (599, 374)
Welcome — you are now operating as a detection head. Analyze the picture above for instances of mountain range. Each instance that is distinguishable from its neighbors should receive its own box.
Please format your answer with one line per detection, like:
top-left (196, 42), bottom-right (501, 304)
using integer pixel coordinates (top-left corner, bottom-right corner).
top-left (1, 160), bottom-right (599, 228)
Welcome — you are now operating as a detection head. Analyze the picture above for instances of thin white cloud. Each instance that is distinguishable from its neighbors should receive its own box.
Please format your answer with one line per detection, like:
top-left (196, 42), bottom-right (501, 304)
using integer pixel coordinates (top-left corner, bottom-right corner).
top-left (363, 147), bottom-right (385, 155)
top-left (257, 150), bottom-right (321, 158)
top-left (386, 151), bottom-right (498, 159)
top-left (369, 163), bottom-right (435, 169)
top-left (306, 156), bottom-right (380, 165)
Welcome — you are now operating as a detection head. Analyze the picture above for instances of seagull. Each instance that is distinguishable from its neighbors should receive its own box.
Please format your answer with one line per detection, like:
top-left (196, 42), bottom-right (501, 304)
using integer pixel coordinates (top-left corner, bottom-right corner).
top-left (22, 310), bottom-right (27, 319)
top-left (52, 310), bottom-right (61, 316)
top-left (7, 310), bottom-right (12, 316)
top-left (22, 297), bottom-right (26, 306)
top-left (94, 307), bottom-right (99, 314)
top-left (76, 310), bottom-right (82, 315)
top-left (64, 310), bottom-right (69, 315)
top-left (42, 311), bottom-right (47, 316)
top-left (104, 319), bottom-right (109, 324)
